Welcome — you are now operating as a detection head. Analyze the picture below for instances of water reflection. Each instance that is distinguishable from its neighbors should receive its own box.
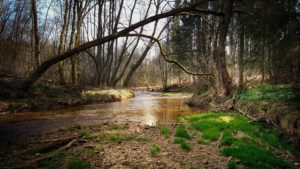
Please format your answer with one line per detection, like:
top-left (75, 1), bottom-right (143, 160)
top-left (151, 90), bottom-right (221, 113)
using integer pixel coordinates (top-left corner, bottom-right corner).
top-left (0, 92), bottom-right (201, 143)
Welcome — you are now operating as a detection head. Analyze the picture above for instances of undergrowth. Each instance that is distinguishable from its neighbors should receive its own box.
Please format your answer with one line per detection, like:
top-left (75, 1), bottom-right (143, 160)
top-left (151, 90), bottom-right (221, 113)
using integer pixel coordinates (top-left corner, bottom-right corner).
top-left (237, 84), bottom-right (300, 103)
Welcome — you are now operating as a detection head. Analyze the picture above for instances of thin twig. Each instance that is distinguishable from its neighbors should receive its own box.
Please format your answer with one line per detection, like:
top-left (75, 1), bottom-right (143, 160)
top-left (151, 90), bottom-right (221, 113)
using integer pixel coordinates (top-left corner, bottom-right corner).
top-left (217, 132), bottom-right (224, 150)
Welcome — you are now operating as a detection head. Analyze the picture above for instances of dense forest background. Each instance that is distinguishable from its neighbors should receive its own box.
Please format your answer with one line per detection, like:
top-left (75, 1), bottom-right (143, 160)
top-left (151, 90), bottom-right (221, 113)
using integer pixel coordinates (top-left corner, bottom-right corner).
top-left (0, 0), bottom-right (299, 94)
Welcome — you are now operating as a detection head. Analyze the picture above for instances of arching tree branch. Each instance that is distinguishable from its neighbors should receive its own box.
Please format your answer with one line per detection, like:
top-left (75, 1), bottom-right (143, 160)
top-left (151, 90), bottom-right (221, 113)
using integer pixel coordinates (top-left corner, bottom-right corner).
top-left (124, 34), bottom-right (214, 77)
top-left (20, 5), bottom-right (222, 90)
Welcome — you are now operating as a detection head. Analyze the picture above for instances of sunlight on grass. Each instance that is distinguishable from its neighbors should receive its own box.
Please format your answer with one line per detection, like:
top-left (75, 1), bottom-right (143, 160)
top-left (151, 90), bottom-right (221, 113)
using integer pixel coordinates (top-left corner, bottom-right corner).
top-left (217, 116), bottom-right (234, 123)
top-left (83, 89), bottom-right (134, 100)
top-left (185, 112), bottom-right (294, 169)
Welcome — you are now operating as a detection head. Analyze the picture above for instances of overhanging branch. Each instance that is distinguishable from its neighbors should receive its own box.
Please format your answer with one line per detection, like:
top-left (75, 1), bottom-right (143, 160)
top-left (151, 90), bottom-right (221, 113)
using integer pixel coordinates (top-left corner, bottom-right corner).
top-left (124, 34), bottom-right (214, 77)
top-left (21, 4), bottom-right (221, 90)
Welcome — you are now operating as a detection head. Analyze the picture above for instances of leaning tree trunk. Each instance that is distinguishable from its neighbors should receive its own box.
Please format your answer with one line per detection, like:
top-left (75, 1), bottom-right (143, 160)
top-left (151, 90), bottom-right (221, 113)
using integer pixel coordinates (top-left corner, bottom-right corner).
top-left (214, 0), bottom-right (234, 96)
top-left (16, 5), bottom-right (222, 91)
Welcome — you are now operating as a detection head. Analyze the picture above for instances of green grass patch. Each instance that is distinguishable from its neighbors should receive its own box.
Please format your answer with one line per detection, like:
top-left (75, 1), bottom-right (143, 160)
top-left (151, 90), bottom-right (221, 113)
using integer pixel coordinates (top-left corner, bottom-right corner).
top-left (201, 127), bottom-right (220, 141)
top-left (150, 144), bottom-right (160, 157)
top-left (108, 133), bottom-right (133, 143)
top-left (185, 112), bottom-right (292, 169)
top-left (227, 161), bottom-right (237, 169)
top-left (39, 153), bottom-right (65, 169)
top-left (68, 159), bottom-right (91, 169)
top-left (174, 138), bottom-right (191, 151)
top-left (91, 147), bottom-right (104, 154)
top-left (221, 131), bottom-right (236, 146)
top-left (237, 84), bottom-right (300, 102)
top-left (38, 149), bottom-right (93, 169)
top-left (79, 131), bottom-right (92, 139)
top-left (222, 143), bottom-right (288, 169)
top-left (175, 125), bottom-right (192, 139)
top-left (160, 127), bottom-right (170, 137)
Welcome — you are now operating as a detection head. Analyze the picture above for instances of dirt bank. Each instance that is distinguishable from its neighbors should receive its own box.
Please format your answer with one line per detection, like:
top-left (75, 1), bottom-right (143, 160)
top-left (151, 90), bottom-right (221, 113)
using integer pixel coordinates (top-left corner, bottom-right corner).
top-left (0, 86), bottom-right (134, 113)
top-left (235, 101), bottom-right (300, 148)
top-left (187, 85), bottom-right (300, 148)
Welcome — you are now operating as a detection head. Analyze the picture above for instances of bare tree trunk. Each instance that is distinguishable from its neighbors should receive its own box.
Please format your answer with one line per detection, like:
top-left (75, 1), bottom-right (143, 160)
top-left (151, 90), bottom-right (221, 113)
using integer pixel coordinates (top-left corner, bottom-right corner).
top-left (123, 0), bottom-right (161, 87)
top-left (58, 0), bottom-right (69, 84)
top-left (213, 0), bottom-right (234, 96)
top-left (31, 0), bottom-right (40, 67)
top-left (261, 40), bottom-right (265, 82)
top-left (112, 0), bottom-right (150, 86)
top-left (69, 0), bottom-right (76, 84)
top-left (238, 22), bottom-right (244, 88)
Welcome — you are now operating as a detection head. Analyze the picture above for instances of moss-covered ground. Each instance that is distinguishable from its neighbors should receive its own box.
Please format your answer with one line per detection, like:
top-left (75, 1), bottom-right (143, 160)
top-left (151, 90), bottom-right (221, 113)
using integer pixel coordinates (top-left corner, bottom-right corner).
top-left (184, 112), bottom-right (297, 169)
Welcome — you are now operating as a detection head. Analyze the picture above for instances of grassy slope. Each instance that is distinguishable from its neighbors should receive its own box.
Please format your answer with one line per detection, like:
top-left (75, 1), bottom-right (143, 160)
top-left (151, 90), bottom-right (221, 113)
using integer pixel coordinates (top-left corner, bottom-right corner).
top-left (184, 112), bottom-right (295, 169)
top-left (235, 84), bottom-right (300, 147)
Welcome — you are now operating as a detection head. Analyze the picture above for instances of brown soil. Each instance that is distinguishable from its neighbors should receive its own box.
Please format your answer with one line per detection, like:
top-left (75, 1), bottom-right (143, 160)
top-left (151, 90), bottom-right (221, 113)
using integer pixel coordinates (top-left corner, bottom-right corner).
top-left (0, 123), bottom-right (229, 169)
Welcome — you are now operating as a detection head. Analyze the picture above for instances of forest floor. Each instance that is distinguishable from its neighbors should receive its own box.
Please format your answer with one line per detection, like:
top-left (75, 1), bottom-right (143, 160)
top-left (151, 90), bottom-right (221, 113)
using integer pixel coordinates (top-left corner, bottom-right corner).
top-left (1, 112), bottom-right (299, 169)
top-left (0, 84), bottom-right (134, 113)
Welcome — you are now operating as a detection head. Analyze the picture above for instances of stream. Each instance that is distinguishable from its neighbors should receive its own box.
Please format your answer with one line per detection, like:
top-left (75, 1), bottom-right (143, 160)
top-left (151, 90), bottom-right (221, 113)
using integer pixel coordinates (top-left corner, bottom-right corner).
top-left (0, 92), bottom-right (201, 145)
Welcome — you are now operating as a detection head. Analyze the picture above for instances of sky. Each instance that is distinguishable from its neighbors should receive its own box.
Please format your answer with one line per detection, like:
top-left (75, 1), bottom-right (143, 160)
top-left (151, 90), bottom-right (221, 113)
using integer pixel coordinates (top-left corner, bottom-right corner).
top-left (42, 0), bottom-right (174, 60)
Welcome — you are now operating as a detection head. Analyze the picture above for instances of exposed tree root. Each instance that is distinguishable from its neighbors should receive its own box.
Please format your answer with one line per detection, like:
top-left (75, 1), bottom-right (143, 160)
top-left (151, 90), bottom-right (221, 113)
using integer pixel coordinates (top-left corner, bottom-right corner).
top-left (234, 105), bottom-right (264, 122)
top-left (38, 136), bottom-right (77, 143)
top-left (14, 138), bottom-right (77, 169)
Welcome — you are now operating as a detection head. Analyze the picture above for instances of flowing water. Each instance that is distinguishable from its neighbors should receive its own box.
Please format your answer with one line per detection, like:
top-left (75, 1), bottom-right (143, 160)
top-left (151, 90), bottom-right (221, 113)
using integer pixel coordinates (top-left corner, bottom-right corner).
top-left (0, 92), bottom-right (200, 144)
